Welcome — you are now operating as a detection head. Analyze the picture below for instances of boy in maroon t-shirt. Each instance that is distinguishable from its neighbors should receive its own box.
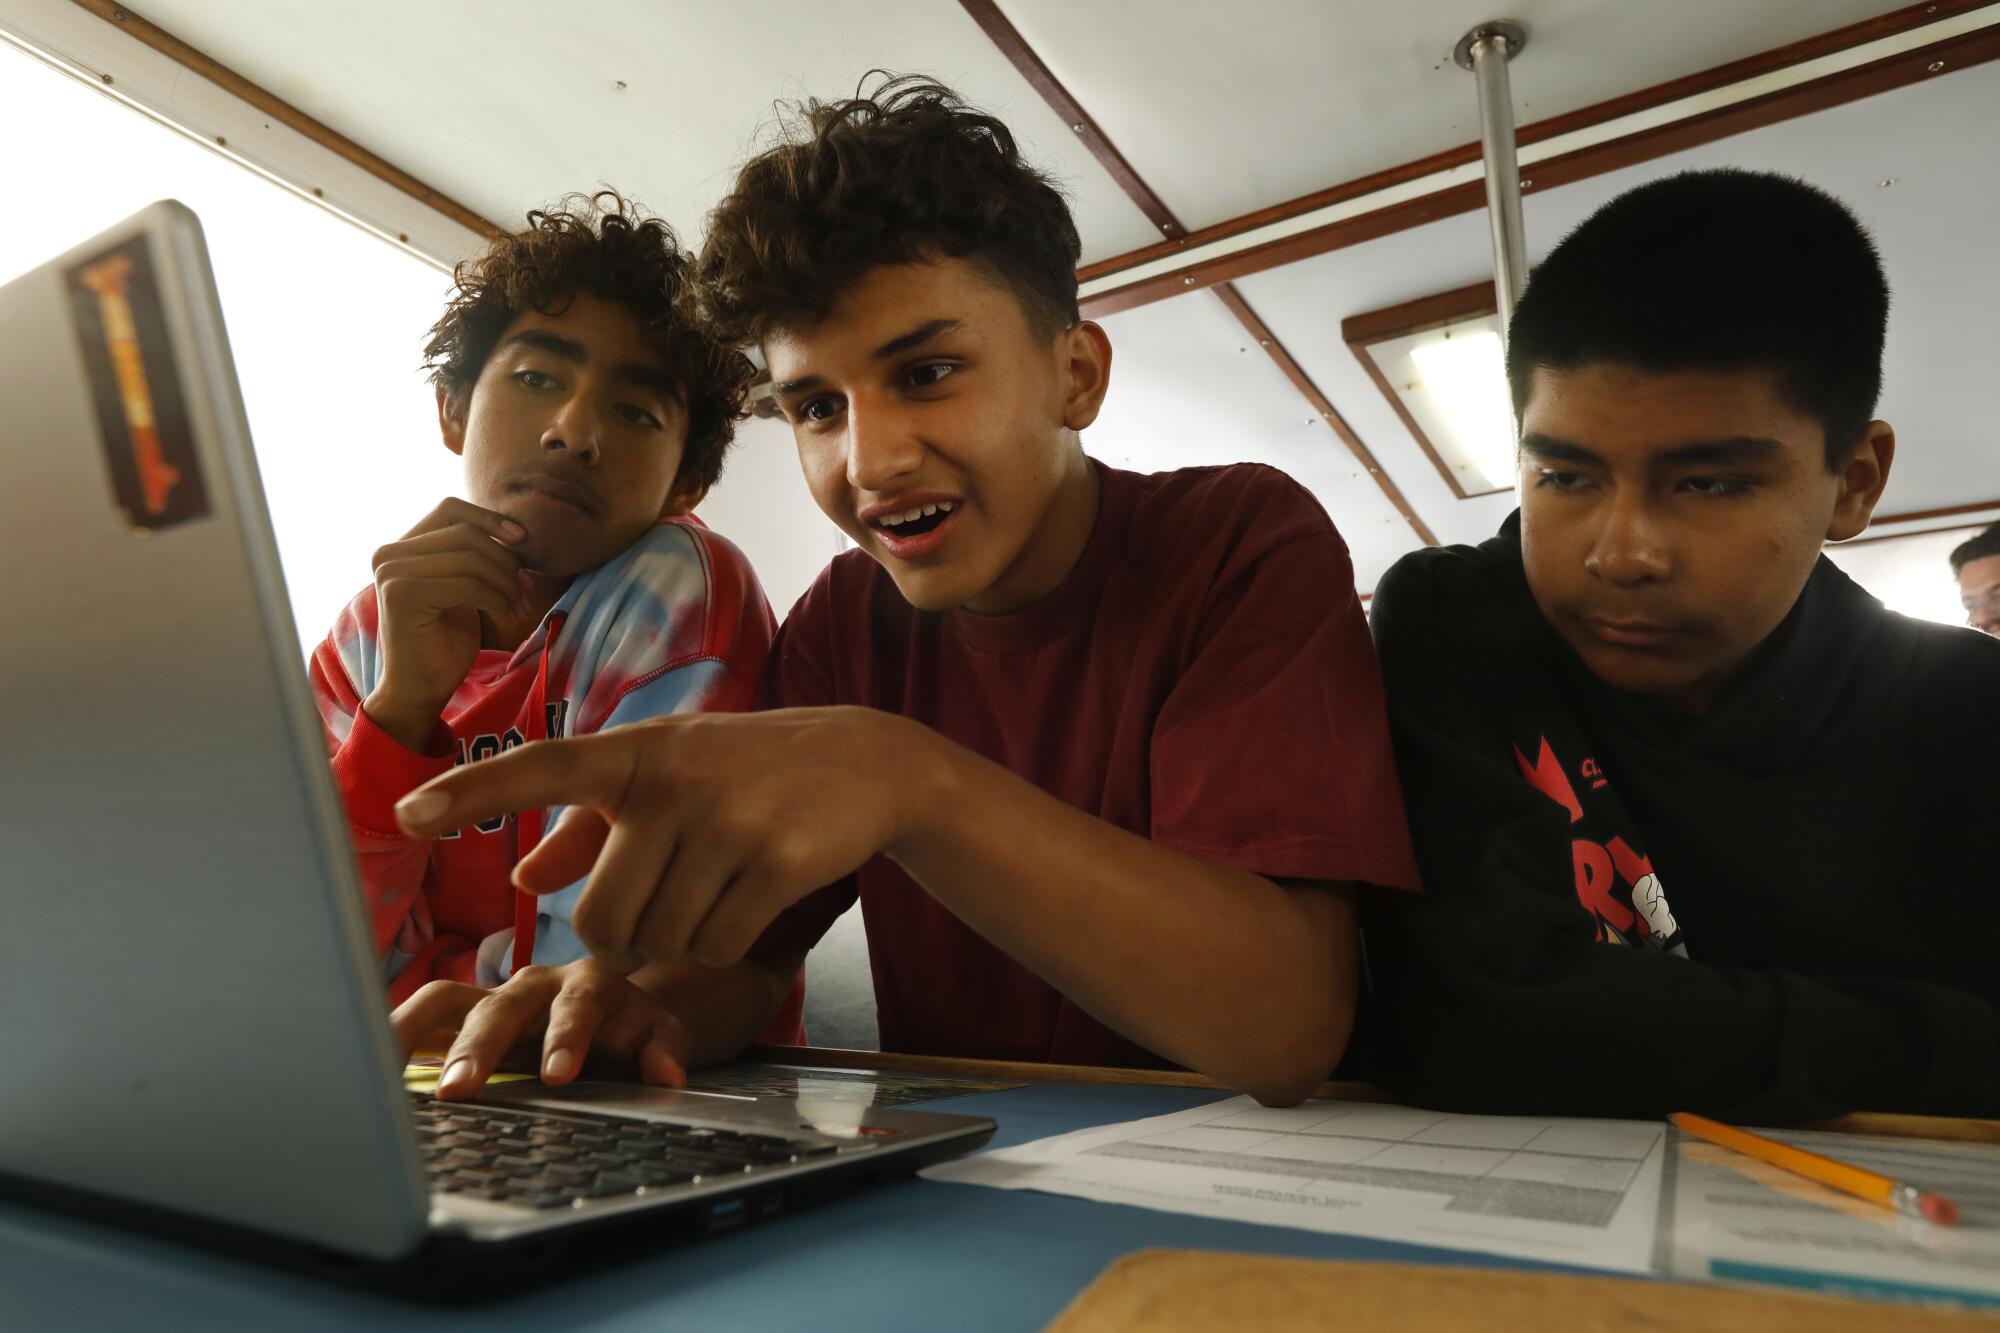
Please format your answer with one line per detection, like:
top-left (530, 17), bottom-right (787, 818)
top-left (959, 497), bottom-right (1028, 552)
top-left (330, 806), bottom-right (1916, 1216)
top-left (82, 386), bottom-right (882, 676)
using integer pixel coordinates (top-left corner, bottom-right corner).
top-left (391, 78), bottom-right (1420, 1106)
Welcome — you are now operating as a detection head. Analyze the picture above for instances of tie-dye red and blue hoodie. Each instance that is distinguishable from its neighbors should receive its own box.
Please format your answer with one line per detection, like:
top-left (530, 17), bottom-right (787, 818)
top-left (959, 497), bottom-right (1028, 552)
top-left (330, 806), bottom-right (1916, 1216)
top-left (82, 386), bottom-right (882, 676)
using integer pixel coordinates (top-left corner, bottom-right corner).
top-left (310, 516), bottom-right (801, 1039)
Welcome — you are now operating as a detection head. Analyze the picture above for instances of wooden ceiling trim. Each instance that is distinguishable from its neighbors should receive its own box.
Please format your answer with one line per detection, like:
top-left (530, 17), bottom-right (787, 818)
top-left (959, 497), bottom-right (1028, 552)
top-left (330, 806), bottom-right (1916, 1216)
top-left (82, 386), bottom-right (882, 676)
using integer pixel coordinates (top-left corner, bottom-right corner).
top-left (1870, 499), bottom-right (2000, 526)
top-left (1079, 18), bottom-right (2000, 317)
top-left (1078, 1), bottom-right (2000, 288)
top-left (956, 0), bottom-right (1435, 544)
top-left (1214, 285), bottom-right (1440, 546)
top-left (1341, 279), bottom-right (1509, 502)
top-left (1341, 277), bottom-right (1498, 349)
top-left (67, 0), bottom-right (499, 239)
top-left (956, 0), bottom-right (1184, 240)
top-left (1838, 517), bottom-right (1994, 548)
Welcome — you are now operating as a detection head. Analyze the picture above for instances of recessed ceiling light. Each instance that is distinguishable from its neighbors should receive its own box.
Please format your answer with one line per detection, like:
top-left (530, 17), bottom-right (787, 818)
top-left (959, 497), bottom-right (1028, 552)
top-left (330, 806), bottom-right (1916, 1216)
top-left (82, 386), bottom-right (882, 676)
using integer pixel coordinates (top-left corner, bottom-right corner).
top-left (1345, 290), bottom-right (1518, 499)
top-left (1408, 326), bottom-right (1517, 490)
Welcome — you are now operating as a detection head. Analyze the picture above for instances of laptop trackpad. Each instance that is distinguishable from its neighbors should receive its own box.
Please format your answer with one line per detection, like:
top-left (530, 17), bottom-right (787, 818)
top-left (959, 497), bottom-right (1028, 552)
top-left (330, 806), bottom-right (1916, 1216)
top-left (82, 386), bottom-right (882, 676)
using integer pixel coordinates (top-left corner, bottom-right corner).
top-left (478, 1080), bottom-right (860, 1137)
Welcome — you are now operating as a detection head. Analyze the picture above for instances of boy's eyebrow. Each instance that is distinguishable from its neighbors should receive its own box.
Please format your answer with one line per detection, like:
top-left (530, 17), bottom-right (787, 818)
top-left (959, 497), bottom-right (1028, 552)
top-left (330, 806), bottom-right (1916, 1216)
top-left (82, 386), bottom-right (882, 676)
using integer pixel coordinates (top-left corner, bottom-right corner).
top-left (498, 329), bottom-right (683, 403)
top-left (1652, 436), bottom-right (1788, 467)
top-left (1520, 433), bottom-right (1790, 467)
top-left (499, 329), bottom-right (587, 364)
top-left (871, 318), bottom-right (960, 360)
top-left (770, 374), bottom-right (822, 398)
top-left (772, 318), bottom-right (965, 397)
top-left (612, 361), bottom-right (686, 404)
top-left (1519, 433), bottom-right (1604, 466)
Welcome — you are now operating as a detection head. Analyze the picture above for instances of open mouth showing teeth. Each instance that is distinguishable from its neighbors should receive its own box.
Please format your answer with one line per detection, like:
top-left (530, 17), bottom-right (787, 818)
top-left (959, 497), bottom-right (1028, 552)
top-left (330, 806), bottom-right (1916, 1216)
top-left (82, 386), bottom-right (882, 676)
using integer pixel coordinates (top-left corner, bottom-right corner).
top-left (874, 500), bottom-right (955, 539)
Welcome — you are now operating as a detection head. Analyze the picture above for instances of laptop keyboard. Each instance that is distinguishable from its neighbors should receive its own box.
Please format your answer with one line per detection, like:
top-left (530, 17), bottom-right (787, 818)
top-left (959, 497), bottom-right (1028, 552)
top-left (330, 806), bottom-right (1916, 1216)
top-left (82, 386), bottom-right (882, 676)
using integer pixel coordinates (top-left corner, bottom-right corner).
top-left (410, 1093), bottom-right (842, 1211)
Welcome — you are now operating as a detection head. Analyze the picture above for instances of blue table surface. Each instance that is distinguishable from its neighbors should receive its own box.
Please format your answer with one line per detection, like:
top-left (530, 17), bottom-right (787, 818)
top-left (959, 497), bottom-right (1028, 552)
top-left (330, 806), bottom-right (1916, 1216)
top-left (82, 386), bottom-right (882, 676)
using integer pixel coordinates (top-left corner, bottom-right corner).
top-left (0, 1082), bottom-right (1566, 1331)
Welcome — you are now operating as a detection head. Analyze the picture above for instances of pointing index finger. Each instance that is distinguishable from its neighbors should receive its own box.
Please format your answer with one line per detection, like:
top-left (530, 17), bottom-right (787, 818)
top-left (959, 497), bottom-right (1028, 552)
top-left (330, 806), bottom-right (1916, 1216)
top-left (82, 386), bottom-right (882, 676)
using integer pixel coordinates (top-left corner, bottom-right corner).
top-left (396, 732), bottom-right (640, 840)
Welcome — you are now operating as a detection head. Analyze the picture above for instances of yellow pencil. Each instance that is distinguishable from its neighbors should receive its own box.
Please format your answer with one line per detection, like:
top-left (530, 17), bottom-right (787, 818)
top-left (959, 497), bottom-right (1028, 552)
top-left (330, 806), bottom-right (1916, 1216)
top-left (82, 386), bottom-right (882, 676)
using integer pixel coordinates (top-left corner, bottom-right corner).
top-left (1671, 1112), bottom-right (1959, 1225)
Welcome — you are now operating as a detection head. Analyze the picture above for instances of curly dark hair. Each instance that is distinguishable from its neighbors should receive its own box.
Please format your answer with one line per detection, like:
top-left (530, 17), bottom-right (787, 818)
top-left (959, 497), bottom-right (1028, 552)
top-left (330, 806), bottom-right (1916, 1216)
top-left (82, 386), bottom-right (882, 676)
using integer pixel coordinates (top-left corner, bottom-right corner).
top-left (698, 75), bottom-right (1082, 346)
top-left (423, 190), bottom-right (753, 495)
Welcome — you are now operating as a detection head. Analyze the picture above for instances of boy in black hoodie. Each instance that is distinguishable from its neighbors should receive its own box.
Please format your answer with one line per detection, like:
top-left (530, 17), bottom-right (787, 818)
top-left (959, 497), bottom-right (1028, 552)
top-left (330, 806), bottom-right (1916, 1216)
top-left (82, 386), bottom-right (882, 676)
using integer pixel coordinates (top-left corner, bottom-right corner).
top-left (1367, 169), bottom-right (2000, 1124)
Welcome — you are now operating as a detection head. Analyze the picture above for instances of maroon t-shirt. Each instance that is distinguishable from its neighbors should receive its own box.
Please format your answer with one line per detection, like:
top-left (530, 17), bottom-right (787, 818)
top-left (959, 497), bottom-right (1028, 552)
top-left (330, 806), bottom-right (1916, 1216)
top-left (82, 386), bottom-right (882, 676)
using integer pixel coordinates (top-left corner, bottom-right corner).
top-left (752, 461), bottom-right (1420, 1067)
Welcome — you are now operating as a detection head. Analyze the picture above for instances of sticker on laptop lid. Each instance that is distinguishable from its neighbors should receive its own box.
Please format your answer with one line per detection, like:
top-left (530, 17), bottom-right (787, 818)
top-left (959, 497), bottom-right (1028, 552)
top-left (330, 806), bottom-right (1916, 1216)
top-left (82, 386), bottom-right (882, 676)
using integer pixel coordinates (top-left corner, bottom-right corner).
top-left (64, 235), bottom-right (211, 533)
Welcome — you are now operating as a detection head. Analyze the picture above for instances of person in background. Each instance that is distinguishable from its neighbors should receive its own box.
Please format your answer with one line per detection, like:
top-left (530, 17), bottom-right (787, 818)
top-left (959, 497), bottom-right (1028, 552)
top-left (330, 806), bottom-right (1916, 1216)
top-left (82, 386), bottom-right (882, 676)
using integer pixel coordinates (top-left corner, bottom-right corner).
top-left (1949, 522), bottom-right (2000, 636)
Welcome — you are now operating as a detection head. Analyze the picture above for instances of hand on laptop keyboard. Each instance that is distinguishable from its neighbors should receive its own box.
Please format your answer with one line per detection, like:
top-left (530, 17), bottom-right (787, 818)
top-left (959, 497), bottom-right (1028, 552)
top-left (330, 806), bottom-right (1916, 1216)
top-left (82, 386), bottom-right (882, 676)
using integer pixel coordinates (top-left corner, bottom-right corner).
top-left (394, 958), bottom-right (690, 1101)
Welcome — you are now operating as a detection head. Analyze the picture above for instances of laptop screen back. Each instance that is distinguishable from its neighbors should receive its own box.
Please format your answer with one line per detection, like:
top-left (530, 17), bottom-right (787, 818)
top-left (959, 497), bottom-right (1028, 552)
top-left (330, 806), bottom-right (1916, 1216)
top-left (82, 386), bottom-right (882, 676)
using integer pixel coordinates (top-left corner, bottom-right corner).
top-left (0, 202), bottom-right (428, 1259)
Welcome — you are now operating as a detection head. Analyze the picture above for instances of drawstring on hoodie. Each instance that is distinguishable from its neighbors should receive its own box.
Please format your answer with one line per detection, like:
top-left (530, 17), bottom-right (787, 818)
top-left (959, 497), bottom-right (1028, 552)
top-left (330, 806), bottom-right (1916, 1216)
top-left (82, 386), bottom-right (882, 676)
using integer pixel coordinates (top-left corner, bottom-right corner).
top-left (509, 613), bottom-right (565, 976)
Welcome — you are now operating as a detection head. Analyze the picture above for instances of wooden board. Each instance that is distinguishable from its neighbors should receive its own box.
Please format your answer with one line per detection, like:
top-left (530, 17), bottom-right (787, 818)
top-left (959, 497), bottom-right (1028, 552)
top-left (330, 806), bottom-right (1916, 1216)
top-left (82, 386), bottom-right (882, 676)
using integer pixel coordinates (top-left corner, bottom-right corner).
top-left (1045, 1251), bottom-right (2000, 1332)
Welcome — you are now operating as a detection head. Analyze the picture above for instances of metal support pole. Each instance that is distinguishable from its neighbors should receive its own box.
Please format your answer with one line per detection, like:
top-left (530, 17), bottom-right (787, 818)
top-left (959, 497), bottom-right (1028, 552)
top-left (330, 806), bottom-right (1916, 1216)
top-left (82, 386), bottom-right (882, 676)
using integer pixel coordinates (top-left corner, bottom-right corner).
top-left (1455, 20), bottom-right (1530, 344)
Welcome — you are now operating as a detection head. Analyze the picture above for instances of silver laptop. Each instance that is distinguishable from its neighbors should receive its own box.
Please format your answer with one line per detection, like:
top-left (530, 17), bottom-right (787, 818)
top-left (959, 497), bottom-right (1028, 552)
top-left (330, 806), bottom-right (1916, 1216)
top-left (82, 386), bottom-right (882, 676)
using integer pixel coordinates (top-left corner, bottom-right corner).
top-left (0, 202), bottom-right (992, 1278)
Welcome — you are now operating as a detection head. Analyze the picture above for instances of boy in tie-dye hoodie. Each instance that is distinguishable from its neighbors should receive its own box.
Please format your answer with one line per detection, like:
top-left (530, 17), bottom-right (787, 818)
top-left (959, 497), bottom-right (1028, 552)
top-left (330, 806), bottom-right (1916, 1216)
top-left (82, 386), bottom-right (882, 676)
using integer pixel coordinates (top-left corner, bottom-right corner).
top-left (309, 192), bottom-right (802, 1048)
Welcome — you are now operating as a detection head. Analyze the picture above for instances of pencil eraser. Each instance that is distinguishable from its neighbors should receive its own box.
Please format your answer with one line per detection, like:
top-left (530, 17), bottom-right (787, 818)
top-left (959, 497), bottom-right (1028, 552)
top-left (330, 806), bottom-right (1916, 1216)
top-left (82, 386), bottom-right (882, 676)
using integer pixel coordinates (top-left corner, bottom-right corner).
top-left (1918, 1193), bottom-right (1959, 1226)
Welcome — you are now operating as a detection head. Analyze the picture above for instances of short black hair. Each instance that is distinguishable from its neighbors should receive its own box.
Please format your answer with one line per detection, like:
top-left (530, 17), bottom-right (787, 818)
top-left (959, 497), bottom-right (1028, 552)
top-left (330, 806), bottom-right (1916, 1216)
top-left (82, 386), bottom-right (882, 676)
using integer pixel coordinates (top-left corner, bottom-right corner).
top-left (1507, 169), bottom-right (1889, 470)
top-left (1950, 522), bottom-right (2000, 576)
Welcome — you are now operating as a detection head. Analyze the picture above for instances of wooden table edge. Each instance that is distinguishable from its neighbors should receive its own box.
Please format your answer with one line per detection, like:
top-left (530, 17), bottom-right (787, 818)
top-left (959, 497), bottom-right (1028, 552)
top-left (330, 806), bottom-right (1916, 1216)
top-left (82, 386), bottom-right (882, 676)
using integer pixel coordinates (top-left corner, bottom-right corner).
top-left (747, 1046), bottom-right (2000, 1143)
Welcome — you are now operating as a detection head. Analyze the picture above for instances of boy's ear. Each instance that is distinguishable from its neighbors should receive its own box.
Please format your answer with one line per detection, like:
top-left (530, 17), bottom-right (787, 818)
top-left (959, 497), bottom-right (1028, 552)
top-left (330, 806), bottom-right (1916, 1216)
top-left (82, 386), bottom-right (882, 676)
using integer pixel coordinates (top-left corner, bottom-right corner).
top-left (1058, 320), bottom-right (1114, 433)
top-left (1825, 420), bottom-right (1895, 542)
top-left (661, 476), bottom-right (710, 518)
top-left (436, 385), bottom-right (468, 456)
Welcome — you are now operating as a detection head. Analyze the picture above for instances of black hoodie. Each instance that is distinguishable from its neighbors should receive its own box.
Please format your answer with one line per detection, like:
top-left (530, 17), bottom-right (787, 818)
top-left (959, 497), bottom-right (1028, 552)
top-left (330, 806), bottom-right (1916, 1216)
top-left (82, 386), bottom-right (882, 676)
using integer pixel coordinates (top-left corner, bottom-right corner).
top-left (1365, 513), bottom-right (2000, 1123)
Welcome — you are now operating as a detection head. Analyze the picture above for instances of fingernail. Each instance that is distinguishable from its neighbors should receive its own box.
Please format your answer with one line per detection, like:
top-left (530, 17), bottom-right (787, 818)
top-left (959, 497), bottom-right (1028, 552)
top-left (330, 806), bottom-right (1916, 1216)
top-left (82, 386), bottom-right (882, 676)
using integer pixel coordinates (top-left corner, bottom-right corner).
top-left (439, 1058), bottom-right (475, 1096)
top-left (500, 520), bottom-right (527, 542)
top-left (397, 789), bottom-right (449, 828)
top-left (543, 1048), bottom-right (578, 1082)
top-left (644, 1047), bottom-right (687, 1089)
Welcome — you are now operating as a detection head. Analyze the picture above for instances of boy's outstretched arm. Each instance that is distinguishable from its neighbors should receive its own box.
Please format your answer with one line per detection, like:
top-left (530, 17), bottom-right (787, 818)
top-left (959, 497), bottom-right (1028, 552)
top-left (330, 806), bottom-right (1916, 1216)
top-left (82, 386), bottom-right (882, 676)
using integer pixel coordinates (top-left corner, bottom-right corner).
top-left (469, 519), bottom-right (807, 1049)
top-left (395, 708), bottom-right (1363, 1107)
top-left (881, 729), bottom-right (1363, 1107)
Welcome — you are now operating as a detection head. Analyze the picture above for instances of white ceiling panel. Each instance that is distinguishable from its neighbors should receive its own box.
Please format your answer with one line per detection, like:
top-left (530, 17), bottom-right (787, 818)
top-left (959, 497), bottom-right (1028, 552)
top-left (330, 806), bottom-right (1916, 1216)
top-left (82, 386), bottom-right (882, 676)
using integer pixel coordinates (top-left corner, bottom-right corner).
top-left (999, 0), bottom-right (1904, 235)
top-left (1232, 214), bottom-right (1523, 556)
top-left (121, 0), bottom-right (1163, 264)
top-left (698, 416), bottom-right (848, 621)
top-left (1089, 289), bottom-right (1419, 592)
top-left (1228, 60), bottom-right (2000, 577)
top-left (1826, 526), bottom-right (1995, 627)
